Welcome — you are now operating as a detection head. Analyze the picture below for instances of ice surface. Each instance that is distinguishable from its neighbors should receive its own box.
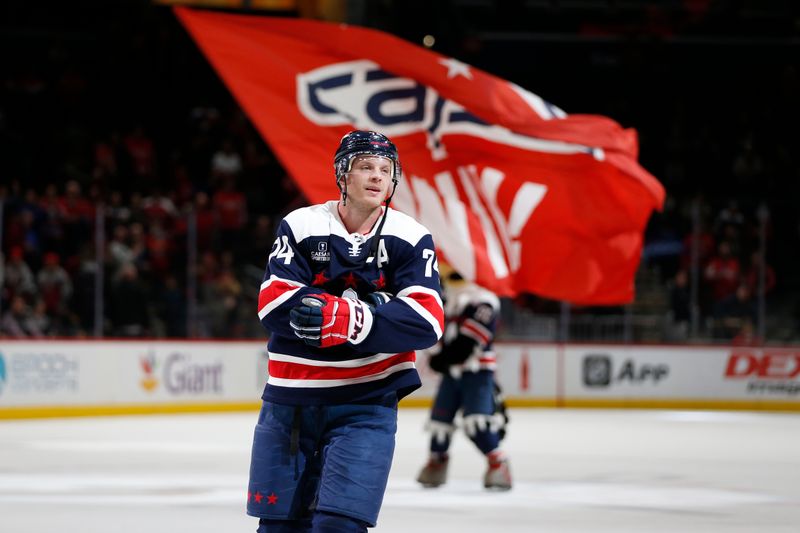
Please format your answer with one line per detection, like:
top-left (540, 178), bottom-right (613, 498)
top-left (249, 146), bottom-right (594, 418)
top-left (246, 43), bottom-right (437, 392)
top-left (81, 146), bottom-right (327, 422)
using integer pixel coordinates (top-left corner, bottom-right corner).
top-left (0, 408), bottom-right (798, 532)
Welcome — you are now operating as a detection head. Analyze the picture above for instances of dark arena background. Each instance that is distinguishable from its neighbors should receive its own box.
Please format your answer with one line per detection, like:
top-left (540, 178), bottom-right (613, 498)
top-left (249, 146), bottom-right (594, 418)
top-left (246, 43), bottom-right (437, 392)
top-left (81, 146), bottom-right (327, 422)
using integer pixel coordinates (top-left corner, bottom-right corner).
top-left (2, 0), bottom-right (798, 343)
top-left (1, 2), bottom-right (799, 532)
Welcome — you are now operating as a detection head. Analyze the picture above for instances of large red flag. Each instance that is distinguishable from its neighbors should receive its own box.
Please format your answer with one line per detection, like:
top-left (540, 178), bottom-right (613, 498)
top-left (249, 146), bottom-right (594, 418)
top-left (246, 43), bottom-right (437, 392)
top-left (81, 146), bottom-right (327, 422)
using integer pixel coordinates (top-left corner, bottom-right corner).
top-left (176, 7), bottom-right (665, 304)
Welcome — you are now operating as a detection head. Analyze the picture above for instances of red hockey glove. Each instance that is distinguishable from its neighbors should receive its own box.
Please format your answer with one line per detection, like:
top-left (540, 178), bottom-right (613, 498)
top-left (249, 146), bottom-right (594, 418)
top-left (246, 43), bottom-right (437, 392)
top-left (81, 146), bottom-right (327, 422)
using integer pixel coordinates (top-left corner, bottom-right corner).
top-left (290, 293), bottom-right (374, 348)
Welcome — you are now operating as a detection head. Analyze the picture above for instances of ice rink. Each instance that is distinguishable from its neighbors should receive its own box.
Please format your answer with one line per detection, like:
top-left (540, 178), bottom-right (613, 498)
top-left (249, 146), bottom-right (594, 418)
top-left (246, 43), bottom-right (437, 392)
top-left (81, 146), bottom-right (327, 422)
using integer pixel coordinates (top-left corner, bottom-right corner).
top-left (1, 407), bottom-right (799, 532)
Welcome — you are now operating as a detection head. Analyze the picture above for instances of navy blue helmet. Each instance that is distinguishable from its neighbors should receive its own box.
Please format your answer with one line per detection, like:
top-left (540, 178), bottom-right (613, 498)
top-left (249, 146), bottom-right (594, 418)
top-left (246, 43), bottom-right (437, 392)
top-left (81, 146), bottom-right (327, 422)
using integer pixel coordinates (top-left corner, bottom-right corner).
top-left (333, 130), bottom-right (401, 183)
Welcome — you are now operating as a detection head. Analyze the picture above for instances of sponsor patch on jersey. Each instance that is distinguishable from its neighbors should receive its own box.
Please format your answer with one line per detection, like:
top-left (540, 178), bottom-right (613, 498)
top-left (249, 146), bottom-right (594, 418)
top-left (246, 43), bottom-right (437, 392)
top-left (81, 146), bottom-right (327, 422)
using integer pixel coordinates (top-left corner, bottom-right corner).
top-left (311, 241), bottom-right (331, 262)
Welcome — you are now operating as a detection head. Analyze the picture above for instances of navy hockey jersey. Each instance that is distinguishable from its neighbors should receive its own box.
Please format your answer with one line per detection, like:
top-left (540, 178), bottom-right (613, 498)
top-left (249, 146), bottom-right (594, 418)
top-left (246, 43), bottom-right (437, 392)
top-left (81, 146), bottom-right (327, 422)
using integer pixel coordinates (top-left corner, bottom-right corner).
top-left (257, 201), bottom-right (444, 405)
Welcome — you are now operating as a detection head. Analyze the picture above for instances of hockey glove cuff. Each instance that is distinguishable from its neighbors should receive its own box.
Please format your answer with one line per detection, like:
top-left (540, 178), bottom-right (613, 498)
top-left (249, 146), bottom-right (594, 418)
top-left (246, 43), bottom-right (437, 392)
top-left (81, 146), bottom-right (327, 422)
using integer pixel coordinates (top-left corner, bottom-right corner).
top-left (363, 291), bottom-right (393, 310)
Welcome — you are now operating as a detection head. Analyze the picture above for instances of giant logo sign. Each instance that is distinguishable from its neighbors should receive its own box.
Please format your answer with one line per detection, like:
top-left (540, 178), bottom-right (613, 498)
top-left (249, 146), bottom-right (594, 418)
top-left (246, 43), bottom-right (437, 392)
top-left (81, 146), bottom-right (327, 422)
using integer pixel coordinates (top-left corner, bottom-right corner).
top-left (139, 350), bottom-right (224, 396)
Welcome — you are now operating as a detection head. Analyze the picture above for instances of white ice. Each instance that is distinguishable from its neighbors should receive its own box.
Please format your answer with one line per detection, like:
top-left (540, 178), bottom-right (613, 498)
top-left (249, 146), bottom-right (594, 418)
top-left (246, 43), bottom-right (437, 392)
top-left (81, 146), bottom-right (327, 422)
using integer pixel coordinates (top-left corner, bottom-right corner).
top-left (0, 408), bottom-right (798, 532)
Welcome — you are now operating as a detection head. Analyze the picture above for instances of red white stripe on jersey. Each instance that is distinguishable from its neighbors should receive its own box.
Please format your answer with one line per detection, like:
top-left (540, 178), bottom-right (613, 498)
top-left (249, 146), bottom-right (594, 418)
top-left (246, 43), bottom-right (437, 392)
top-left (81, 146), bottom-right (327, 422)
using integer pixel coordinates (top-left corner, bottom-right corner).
top-left (460, 318), bottom-right (492, 347)
top-left (267, 351), bottom-right (417, 388)
top-left (258, 275), bottom-right (305, 319)
top-left (397, 285), bottom-right (444, 338)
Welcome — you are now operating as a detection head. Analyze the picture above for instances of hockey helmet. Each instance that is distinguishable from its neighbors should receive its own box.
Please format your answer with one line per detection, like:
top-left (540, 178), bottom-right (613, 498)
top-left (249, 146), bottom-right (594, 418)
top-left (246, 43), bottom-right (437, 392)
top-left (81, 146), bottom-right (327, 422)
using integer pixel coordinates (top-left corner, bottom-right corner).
top-left (334, 130), bottom-right (401, 183)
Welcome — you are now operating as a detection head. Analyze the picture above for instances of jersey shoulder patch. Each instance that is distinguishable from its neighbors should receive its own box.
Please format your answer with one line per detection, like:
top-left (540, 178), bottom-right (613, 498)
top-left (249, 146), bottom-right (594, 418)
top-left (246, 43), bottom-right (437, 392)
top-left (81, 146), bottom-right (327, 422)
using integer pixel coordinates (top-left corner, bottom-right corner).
top-left (283, 202), bottom-right (335, 244)
top-left (381, 208), bottom-right (431, 247)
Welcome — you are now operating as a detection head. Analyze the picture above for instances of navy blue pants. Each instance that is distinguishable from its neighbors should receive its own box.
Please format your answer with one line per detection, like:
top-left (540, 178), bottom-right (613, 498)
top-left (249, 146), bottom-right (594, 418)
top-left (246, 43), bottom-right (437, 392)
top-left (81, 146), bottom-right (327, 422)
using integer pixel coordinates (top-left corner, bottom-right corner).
top-left (247, 394), bottom-right (398, 528)
top-left (430, 370), bottom-right (499, 454)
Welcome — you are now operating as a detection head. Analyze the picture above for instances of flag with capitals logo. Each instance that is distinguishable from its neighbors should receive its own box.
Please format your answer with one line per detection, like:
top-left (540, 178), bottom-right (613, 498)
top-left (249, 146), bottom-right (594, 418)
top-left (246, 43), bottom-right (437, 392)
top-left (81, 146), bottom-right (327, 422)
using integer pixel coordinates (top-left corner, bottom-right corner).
top-left (175, 7), bottom-right (665, 304)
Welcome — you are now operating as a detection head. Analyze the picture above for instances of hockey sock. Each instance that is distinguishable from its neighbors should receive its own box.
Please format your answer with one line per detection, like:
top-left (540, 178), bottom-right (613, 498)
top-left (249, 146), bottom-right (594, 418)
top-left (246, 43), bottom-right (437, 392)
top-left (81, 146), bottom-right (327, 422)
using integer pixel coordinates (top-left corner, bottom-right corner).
top-left (430, 451), bottom-right (449, 462)
top-left (311, 511), bottom-right (368, 533)
top-left (486, 449), bottom-right (507, 466)
top-left (257, 517), bottom-right (312, 532)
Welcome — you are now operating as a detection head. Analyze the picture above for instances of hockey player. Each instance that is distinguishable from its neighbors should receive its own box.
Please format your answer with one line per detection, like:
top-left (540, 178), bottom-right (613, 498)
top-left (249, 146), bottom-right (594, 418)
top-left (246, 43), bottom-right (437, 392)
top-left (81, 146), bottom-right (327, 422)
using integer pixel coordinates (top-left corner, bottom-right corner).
top-left (249, 130), bottom-right (444, 532)
top-left (416, 266), bottom-right (512, 490)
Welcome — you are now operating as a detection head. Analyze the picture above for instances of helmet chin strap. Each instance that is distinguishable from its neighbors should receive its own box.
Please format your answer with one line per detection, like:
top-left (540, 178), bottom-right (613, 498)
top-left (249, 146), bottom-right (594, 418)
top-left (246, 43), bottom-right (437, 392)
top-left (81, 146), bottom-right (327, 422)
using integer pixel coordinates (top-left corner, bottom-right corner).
top-left (338, 176), bottom-right (348, 206)
top-left (366, 178), bottom-right (398, 264)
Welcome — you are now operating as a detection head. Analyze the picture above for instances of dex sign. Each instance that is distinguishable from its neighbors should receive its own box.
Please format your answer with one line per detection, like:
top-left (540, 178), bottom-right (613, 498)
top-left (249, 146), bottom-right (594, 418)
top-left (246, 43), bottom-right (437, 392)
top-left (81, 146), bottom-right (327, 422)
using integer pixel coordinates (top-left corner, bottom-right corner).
top-left (725, 350), bottom-right (800, 380)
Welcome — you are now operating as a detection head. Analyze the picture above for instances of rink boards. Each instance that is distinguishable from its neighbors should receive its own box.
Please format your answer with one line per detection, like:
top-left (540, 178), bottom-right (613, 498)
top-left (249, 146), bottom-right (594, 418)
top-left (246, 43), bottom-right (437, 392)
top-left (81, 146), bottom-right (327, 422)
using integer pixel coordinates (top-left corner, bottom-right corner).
top-left (0, 340), bottom-right (798, 418)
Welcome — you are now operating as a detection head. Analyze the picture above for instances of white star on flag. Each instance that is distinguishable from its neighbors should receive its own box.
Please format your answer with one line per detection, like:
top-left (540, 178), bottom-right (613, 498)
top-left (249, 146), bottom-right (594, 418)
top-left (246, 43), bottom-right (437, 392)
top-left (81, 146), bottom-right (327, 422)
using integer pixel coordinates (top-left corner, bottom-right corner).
top-left (439, 57), bottom-right (473, 80)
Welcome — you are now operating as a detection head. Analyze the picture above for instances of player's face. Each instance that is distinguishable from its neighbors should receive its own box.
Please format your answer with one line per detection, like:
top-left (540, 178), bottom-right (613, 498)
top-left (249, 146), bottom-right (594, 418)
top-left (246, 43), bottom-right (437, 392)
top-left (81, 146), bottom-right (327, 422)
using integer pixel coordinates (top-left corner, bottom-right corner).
top-left (345, 155), bottom-right (392, 210)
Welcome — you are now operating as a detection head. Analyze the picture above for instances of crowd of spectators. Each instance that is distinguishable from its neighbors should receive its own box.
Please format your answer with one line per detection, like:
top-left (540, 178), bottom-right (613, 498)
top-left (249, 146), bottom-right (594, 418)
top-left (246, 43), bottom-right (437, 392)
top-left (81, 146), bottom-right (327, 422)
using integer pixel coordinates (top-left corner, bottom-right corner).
top-left (2, 1), bottom-right (798, 343)
top-left (1, 109), bottom-right (305, 338)
top-left (646, 198), bottom-right (778, 343)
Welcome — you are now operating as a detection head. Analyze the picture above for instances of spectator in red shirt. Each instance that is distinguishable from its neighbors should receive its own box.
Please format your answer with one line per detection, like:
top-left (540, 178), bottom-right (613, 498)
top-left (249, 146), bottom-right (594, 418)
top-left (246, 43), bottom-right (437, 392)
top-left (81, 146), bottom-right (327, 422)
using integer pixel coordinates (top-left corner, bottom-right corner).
top-left (704, 241), bottom-right (741, 302)
top-left (744, 251), bottom-right (776, 298)
top-left (123, 125), bottom-right (155, 179)
top-left (175, 191), bottom-right (218, 253)
top-left (58, 180), bottom-right (95, 222)
top-left (145, 218), bottom-right (174, 280)
top-left (37, 252), bottom-right (72, 320)
top-left (57, 180), bottom-right (95, 257)
top-left (680, 220), bottom-right (715, 272)
top-left (212, 176), bottom-right (247, 254)
top-left (93, 131), bottom-right (122, 181)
